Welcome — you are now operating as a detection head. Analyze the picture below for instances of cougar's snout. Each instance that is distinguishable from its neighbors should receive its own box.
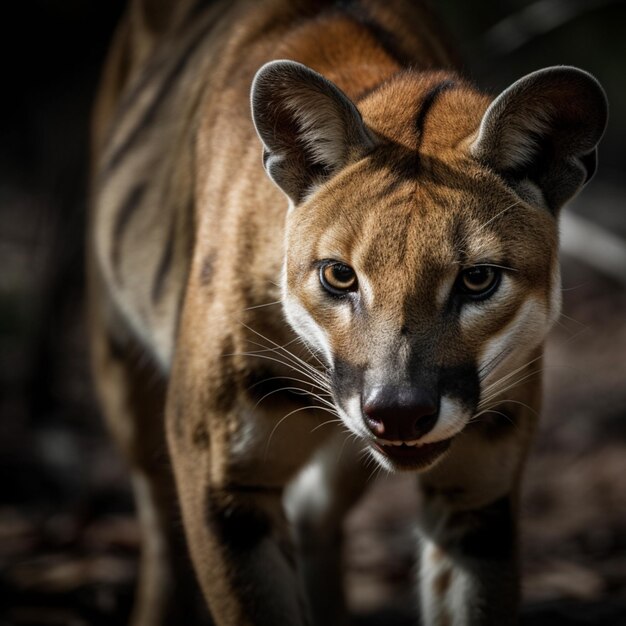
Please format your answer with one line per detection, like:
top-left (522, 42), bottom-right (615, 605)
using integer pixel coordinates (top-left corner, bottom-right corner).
top-left (362, 386), bottom-right (439, 441)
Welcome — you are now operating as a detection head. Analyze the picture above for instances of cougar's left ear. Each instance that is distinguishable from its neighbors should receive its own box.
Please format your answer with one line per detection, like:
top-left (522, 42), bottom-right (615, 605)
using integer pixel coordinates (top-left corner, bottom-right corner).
top-left (251, 60), bottom-right (377, 205)
top-left (470, 66), bottom-right (608, 211)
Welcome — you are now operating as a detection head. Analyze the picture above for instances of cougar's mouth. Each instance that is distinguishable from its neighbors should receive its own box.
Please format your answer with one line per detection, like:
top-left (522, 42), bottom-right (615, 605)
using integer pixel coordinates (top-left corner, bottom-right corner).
top-left (371, 438), bottom-right (452, 470)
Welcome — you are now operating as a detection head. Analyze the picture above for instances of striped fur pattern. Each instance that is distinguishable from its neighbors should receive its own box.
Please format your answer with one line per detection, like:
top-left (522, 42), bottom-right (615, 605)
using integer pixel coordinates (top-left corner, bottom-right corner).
top-left (88, 1), bottom-right (607, 625)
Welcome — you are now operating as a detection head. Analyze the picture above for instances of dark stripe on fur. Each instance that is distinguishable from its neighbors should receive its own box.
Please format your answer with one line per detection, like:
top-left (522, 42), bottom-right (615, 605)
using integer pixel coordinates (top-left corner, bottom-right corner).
top-left (205, 487), bottom-right (272, 553)
top-left (107, 329), bottom-right (127, 361)
top-left (211, 336), bottom-right (238, 413)
top-left (191, 421), bottom-right (210, 449)
top-left (112, 182), bottom-right (147, 280)
top-left (204, 484), bottom-right (290, 625)
top-left (342, 4), bottom-right (411, 67)
top-left (101, 15), bottom-right (217, 180)
top-left (101, 1), bottom-right (219, 153)
top-left (415, 79), bottom-right (456, 145)
top-left (182, 0), bottom-right (218, 28)
top-left (200, 251), bottom-right (216, 286)
top-left (151, 216), bottom-right (176, 302)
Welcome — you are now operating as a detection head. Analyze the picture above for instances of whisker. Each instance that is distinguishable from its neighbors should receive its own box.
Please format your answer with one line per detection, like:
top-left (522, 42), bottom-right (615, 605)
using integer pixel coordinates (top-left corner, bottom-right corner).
top-left (559, 312), bottom-right (589, 329)
top-left (479, 346), bottom-right (513, 380)
top-left (246, 374), bottom-right (333, 400)
top-left (474, 200), bottom-right (521, 234)
top-left (482, 352), bottom-right (545, 396)
top-left (483, 322), bottom-right (590, 398)
top-left (480, 368), bottom-right (543, 405)
top-left (241, 323), bottom-right (329, 386)
top-left (253, 385), bottom-right (338, 413)
top-left (561, 283), bottom-right (588, 292)
top-left (310, 418), bottom-right (343, 433)
top-left (242, 336), bottom-right (304, 356)
top-left (337, 432), bottom-right (358, 464)
top-left (471, 407), bottom-right (517, 429)
top-left (368, 463), bottom-right (382, 483)
top-left (243, 336), bottom-right (323, 373)
top-left (229, 351), bottom-right (329, 389)
top-left (242, 300), bottom-right (282, 311)
top-left (495, 398), bottom-right (540, 417)
top-left (264, 405), bottom-right (336, 459)
top-left (292, 334), bottom-right (326, 368)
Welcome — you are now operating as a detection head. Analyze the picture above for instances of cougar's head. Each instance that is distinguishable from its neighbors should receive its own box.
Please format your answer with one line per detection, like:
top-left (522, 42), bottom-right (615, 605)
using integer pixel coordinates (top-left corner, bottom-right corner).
top-left (251, 61), bottom-right (607, 471)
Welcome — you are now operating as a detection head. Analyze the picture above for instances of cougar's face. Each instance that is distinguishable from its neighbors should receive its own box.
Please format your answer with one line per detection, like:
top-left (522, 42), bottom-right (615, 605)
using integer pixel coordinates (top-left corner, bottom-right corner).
top-left (252, 61), bottom-right (604, 472)
top-left (282, 156), bottom-right (560, 471)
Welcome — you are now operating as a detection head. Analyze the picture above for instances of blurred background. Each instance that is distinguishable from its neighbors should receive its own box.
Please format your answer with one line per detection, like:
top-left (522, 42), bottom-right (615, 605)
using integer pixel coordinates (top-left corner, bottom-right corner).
top-left (0, 1), bottom-right (624, 624)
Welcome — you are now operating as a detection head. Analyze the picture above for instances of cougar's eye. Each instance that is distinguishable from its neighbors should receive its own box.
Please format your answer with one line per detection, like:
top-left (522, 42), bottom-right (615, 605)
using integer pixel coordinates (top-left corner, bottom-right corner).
top-left (320, 262), bottom-right (357, 295)
top-left (457, 266), bottom-right (501, 300)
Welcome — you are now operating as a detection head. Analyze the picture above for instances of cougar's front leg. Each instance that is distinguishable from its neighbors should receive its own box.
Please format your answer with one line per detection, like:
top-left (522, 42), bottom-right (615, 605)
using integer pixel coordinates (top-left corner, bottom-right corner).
top-left (418, 491), bottom-right (519, 626)
top-left (285, 435), bottom-right (371, 626)
top-left (167, 430), bottom-right (312, 625)
top-left (165, 349), bottom-right (329, 625)
top-left (416, 396), bottom-right (539, 626)
top-left (184, 481), bottom-right (308, 626)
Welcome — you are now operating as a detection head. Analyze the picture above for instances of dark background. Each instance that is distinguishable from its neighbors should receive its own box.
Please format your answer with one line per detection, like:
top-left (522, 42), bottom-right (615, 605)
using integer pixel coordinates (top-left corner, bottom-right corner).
top-left (1, 1), bottom-right (625, 624)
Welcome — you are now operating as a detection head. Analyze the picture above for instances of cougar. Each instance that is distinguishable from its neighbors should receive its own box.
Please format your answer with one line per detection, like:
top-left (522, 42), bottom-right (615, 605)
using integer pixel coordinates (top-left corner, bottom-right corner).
top-left (88, 0), bottom-right (608, 624)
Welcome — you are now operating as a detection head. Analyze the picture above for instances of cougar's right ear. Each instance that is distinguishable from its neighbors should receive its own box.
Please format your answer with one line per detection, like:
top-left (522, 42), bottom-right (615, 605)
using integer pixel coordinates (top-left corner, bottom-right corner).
top-left (251, 60), bottom-right (377, 205)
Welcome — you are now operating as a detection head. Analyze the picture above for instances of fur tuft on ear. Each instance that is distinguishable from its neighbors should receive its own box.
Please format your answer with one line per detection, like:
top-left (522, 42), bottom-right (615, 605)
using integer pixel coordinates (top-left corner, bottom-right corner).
top-left (471, 66), bottom-right (608, 211)
top-left (251, 60), bottom-right (376, 205)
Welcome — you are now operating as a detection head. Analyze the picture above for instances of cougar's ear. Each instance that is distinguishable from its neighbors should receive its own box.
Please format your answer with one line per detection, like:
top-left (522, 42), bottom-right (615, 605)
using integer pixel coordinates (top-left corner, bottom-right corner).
top-left (251, 60), bottom-right (377, 205)
top-left (470, 66), bottom-right (608, 211)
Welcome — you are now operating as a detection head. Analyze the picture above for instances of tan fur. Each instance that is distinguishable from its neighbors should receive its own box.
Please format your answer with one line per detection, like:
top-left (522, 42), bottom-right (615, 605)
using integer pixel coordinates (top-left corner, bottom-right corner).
top-left (89, 1), bottom-right (607, 625)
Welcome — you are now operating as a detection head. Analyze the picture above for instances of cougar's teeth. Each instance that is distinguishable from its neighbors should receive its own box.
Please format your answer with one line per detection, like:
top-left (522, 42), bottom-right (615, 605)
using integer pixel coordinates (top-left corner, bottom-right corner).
top-left (378, 439), bottom-right (422, 447)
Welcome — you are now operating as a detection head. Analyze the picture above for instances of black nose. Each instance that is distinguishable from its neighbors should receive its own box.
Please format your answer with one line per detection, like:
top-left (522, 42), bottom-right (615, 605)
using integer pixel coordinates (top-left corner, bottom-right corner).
top-left (362, 386), bottom-right (438, 441)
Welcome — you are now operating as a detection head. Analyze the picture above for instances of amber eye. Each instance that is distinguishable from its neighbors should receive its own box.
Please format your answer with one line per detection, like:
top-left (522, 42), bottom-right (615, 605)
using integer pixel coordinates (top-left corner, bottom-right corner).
top-left (457, 266), bottom-right (501, 299)
top-left (320, 262), bottom-right (357, 295)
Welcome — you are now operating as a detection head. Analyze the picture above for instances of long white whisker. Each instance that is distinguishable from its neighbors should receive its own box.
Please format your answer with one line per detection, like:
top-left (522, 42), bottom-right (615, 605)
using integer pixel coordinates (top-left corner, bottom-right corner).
top-left (292, 334), bottom-right (326, 368)
top-left (229, 351), bottom-right (329, 389)
top-left (247, 374), bottom-right (333, 400)
top-left (242, 300), bottom-right (282, 311)
top-left (264, 405), bottom-right (330, 459)
top-left (337, 432), bottom-right (358, 464)
top-left (242, 336), bottom-right (303, 355)
top-left (474, 200), bottom-right (521, 234)
top-left (480, 369), bottom-right (543, 405)
top-left (241, 322), bottom-right (324, 375)
top-left (484, 320), bottom-right (591, 398)
top-left (479, 346), bottom-right (513, 380)
top-left (559, 312), bottom-right (589, 329)
top-left (482, 352), bottom-right (544, 396)
top-left (471, 407), bottom-right (517, 429)
top-left (241, 325), bottom-right (329, 387)
top-left (496, 398), bottom-right (540, 417)
top-left (253, 385), bottom-right (337, 412)
top-left (310, 418), bottom-right (343, 433)
top-left (243, 336), bottom-right (326, 379)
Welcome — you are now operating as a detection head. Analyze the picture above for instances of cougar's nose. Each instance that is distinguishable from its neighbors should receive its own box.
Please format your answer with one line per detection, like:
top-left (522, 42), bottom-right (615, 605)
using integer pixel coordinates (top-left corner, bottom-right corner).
top-left (362, 386), bottom-right (438, 441)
